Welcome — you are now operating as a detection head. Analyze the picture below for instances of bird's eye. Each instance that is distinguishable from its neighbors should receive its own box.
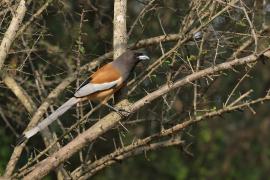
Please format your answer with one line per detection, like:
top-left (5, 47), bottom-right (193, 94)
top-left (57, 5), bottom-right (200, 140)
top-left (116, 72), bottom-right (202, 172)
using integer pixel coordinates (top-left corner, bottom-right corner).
top-left (135, 52), bottom-right (144, 57)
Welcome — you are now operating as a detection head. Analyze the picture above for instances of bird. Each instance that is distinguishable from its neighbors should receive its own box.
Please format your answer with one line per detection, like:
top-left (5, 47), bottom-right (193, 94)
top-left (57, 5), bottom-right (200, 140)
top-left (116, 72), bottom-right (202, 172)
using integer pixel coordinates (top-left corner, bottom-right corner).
top-left (16, 50), bottom-right (150, 145)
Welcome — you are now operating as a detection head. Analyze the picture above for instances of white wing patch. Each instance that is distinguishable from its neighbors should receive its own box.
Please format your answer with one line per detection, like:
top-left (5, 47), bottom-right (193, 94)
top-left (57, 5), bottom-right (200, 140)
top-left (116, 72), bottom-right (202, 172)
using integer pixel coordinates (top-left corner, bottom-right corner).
top-left (74, 78), bottom-right (121, 98)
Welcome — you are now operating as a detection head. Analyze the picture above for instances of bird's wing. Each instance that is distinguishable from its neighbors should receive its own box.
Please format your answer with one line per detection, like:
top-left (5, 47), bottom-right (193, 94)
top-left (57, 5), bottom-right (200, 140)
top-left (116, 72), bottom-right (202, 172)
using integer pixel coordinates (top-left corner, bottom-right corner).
top-left (76, 76), bottom-right (92, 91)
top-left (74, 63), bottom-right (123, 98)
top-left (74, 79), bottom-right (121, 97)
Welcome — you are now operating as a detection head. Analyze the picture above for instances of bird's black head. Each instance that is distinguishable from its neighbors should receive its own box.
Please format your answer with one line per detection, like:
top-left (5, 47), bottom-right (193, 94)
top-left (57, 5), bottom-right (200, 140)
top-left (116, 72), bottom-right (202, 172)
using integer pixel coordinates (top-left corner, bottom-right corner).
top-left (116, 50), bottom-right (149, 65)
top-left (112, 50), bottom-right (150, 75)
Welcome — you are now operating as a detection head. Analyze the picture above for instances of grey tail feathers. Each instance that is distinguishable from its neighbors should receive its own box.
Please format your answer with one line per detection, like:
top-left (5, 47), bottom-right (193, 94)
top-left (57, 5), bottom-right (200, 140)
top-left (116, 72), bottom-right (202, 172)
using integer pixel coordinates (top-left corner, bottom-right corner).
top-left (16, 134), bottom-right (27, 145)
top-left (16, 97), bottom-right (79, 145)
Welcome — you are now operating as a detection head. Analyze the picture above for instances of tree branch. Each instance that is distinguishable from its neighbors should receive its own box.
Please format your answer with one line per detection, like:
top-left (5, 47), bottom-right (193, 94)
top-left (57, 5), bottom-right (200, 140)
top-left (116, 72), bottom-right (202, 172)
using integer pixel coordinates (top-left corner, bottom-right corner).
top-left (5, 32), bottom-right (186, 176)
top-left (74, 90), bottom-right (270, 179)
top-left (0, 0), bottom-right (26, 71)
top-left (72, 138), bottom-right (184, 179)
top-left (21, 50), bottom-right (269, 179)
top-left (113, 0), bottom-right (127, 59)
top-left (2, 74), bottom-right (69, 178)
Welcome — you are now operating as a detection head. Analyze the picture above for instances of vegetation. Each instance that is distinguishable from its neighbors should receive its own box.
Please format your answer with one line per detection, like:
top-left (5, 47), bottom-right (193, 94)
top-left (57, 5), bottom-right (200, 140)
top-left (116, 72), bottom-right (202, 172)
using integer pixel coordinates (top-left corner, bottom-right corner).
top-left (0, 0), bottom-right (270, 179)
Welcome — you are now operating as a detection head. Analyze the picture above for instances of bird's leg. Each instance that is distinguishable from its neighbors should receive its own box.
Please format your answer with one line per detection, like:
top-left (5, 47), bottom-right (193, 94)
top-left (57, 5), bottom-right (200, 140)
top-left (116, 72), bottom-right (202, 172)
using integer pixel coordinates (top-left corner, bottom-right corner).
top-left (104, 103), bottom-right (130, 117)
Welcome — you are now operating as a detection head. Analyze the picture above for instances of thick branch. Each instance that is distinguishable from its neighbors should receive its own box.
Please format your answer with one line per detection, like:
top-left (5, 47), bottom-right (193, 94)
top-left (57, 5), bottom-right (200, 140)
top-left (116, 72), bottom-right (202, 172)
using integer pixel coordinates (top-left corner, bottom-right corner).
top-left (6, 33), bottom-right (184, 175)
top-left (3, 74), bottom-right (69, 178)
top-left (113, 0), bottom-right (127, 59)
top-left (73, 92), bottom-right (270, 178)
top-left (22, 50), bottom-right (269, 179)
top-left (0, 0), bottom-right (26, 71)
top-left (3, 74), bottom-right (36, 113)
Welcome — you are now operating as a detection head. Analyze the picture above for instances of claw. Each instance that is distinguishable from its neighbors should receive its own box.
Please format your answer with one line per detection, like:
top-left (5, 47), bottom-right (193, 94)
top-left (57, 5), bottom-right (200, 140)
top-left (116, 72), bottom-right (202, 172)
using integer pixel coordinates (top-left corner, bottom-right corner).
top-left (114, 107), bottom-right (131, 117)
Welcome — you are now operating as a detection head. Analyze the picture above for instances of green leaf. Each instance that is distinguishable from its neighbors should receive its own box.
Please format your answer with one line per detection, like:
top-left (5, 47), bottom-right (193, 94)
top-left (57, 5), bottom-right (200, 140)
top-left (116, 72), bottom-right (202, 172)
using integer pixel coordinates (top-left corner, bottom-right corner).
top-left (188, 55), bottom-right (197, 61)
top-left (79, 46), bottom-right (85, 54)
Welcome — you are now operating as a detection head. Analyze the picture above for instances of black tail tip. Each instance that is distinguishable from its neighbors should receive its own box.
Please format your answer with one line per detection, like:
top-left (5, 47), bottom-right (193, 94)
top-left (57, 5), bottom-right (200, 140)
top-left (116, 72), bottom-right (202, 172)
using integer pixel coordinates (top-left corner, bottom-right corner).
top-left (16, 134), bottom-right (27, 146)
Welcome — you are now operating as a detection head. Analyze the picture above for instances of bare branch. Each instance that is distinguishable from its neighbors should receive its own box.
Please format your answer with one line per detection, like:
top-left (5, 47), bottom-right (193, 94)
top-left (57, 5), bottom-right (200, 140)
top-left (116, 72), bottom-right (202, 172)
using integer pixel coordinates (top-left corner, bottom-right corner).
top-left (113, 0), bottom-right (127, 59)
top-left (21, 50), bottom-right (269, 179)
top-left (4, 32), bottom-right (186, 177)
top-left (0, 0), bottom-right (26, 71)
top-left (72, 138), bottom-right (184, 179)
top-left (16, 0), bottom-right (53, 38)
top-left (2, 75), bottom-right (69, 178)
top-left (3, 74), bottom-right (36, 113)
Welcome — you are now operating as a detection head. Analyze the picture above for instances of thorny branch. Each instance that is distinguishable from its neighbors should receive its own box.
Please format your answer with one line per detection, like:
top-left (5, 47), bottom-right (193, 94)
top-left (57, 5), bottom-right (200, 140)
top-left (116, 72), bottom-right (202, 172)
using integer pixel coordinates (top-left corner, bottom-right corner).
top-left (0, 0), bottom-right (26, 71)
top-left (18, 50), bottom-right (270, 179)
top-left (71, 90), bottom-right (270, 179)
top-left (1, 0), bottom-right (270, 179)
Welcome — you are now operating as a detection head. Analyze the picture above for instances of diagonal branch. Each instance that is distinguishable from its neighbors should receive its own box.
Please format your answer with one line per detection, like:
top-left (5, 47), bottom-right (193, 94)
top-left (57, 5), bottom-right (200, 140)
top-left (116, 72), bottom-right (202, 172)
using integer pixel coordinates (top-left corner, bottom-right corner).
top-left (3, 74), bottom-right (36, 113)
top-left (72, 138), bottom-right (184, 179)
top-left (2, 74), bottom-right (69, 178)
top-left (21, 49), bottom-right (270, 179)
top-left (5, 33), bottom-right (187, 177)
top-left (0, 0), bottom-right (26, 71)
top-left (72, 91), bottom-right (270, 179)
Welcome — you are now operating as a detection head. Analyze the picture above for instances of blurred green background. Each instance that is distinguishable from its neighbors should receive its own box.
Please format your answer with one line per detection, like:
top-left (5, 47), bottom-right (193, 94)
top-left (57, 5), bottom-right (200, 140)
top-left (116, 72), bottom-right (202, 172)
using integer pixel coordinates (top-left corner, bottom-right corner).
top-left (1, 0), bottom-right (270, 179)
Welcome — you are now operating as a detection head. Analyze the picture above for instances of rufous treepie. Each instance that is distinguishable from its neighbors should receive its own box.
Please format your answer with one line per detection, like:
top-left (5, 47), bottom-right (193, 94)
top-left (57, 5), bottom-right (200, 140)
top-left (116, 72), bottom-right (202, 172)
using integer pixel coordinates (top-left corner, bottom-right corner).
top-left (16, 50), bottom-right (150, 145)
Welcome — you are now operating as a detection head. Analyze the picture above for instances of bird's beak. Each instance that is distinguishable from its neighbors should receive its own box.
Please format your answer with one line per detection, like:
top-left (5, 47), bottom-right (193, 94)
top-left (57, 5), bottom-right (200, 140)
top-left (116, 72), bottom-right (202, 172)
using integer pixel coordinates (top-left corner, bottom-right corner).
top-left (137, 54), bottom-right (150, 61)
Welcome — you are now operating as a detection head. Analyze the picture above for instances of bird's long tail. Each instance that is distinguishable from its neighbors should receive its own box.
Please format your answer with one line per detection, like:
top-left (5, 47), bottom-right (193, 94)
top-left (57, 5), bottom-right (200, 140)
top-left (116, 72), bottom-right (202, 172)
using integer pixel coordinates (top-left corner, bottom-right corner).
top-left (16, 97), bottom-right (80, 145)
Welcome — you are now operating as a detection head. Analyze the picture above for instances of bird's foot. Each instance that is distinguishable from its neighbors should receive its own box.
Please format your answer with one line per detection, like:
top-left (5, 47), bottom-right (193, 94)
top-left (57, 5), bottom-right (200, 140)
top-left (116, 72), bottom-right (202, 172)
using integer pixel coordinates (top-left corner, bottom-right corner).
top-left (114, 107), bottom-right (131, 117)
top-left (104, 103), bottom-right (131, 117)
